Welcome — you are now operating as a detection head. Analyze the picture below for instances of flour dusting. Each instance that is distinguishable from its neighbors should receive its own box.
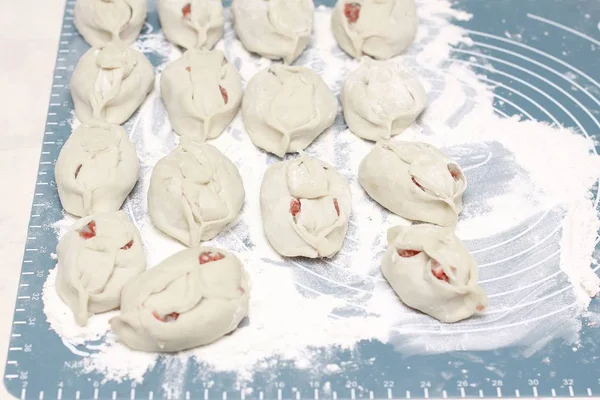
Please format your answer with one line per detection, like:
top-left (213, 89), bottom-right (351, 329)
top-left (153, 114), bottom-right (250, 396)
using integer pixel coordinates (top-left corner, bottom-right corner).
top-left (41, 0), bottom-right (600, 387)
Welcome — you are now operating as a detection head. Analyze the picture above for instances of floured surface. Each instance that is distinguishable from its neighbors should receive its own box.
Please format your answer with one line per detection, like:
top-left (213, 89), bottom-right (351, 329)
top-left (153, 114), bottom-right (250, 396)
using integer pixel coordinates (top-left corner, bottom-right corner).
top-left (10, 0), bottom-right (600, 398)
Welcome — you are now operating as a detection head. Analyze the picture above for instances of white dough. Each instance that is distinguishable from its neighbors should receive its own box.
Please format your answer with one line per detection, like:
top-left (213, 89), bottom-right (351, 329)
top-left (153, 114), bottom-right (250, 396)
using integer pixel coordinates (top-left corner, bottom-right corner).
top-left (148, 139), bottom-right (245, 247)
top-left (382, 224), bottom-right (487, 323)
top-left (74, 0), bottom-right (147, 47)
top-left (359, 141), bottom-right (466, 226)
top-left (56, 211), bottom-right (146, 326)
top-left (232, 0), bottom-right (314, 64)
top-left (260, 153), bottom-right (351, 258)
top-left (55, 123), bottom-right (140, 217)
top-left (111, 246), bottom-right (250, 352)
top-left (331, 0), bottom-right (418, 59)
top-left (160, 49), bottom-right (242, 143)
top-left (242, 65), bottom-right (337, 158)
top-left (158, 0), bottom-right (224, 50)
top-left (342, 58), bottom-right (427, 141)
top-left (70, 43), bottom-right (155, 125)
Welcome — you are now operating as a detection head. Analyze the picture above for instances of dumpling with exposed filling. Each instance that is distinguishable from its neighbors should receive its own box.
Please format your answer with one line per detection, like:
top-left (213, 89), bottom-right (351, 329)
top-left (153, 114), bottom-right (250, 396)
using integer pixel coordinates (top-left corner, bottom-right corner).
top-left (56, 211), bottom-right (146, 326)
top-left (243, 65), bottom-right (337, 158)
top-left (382, 224), bottom-right (487, 323)
top-left (161, 49), bottom-right (242, 143)
top-left (359, 141), bottom-right (466, 227)
top-left (331, 0), bottom-right (418, 59)
top-left (232, 0), bottom-right (314, 64)
top-left (342, 58), bottom-right (426, 141)
top-left (55, 123), bottom-right (139, 217)
top-left (158, 0), bottom-right (224, 50)
top-left (111, 247), bottom-right (249, 352)
top-left (260, 153), bottom-right (351, 258)
top-left (74, 0), bottom-right (147, 47)
top-left (71, 42), bottom-right (155, 125)
top-left (148, 139), bottom-right (245, 247)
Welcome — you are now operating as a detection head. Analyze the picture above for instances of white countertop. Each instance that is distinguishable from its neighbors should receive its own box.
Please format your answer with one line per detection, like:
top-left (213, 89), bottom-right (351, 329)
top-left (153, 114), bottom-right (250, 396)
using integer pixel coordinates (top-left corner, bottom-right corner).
top-left (0, 0), bottom-right (66, 398)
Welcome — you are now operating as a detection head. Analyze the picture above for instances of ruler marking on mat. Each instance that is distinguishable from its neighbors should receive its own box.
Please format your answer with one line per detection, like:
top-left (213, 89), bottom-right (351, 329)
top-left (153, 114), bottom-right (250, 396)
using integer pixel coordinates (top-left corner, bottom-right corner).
top-left (569, 386), bottom-right (574, 397)
top-left (551, 388), bottom-right (556, 397)
top-left (460, 387), bottom-right (465, 398)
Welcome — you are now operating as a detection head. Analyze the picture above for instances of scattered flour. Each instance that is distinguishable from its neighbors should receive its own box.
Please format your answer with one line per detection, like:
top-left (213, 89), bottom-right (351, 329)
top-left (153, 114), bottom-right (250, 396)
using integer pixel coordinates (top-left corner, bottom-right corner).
top-left (41, 0), bottom-right (600, 387)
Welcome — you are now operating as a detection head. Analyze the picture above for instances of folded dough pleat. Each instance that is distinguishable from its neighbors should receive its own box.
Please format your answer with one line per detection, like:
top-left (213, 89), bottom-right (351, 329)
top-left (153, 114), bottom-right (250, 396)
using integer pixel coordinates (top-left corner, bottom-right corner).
top-left (160, 49), bottom-right (242, 142)
top-left (232, 0), bottom-right (314, 64)
top-left (260, 153), bottom-right (351, 258)
top-left (74, 0), bottom-right (146, 47)
top-left (148, 140), bottom-right (245, 246)
top-left (111, 247), bottom-right (250, 352)
top-left (381, 224), bottom-right (487, 323)
top-left (71, 43), bottom-right (154, 125)
top-left (55, 123), bottom-right (140, 217)
top-left (331, 0), bottom-right (418, 60)
top-left (359, 141), bottom-right (466, 227)
top-left (243, 65), bottom-right (337, 158)
top-left (55, 211), bottom-right (146, 326)
top-left (157, 0), bottom-right (224, 50)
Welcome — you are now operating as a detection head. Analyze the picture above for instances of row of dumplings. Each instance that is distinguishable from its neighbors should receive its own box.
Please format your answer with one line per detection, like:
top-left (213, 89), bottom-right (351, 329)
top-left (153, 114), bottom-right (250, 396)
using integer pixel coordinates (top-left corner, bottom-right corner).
top-left (75, 0), bottom-right (419, 63)
top-left (57, 0), bottom-right (252, 352)
top-left (54, 0), bottom-right (486, 344)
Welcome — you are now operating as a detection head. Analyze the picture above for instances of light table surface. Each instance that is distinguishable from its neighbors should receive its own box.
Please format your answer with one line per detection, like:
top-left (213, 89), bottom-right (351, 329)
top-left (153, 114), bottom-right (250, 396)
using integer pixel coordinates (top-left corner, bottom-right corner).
top-left (0, 0), bottom-right (66, 398)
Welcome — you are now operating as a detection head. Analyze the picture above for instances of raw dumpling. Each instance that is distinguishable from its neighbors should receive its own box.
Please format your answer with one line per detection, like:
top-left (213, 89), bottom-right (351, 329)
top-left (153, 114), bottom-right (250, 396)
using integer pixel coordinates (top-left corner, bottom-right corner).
top-left (359, 141), bottom-right (466, 226)
top-left (382, 224), bottom-right (487, 323)
top-left (260, 153), bottom-right (351, 258)
top-left (331, 0), bottom-right (418, 59)
top-left (71, 42), bottom-right (155, 125)
top-left (161, 49), bottom-right (242, 142)
top-left (74, 0), bottom-right (147, 47)
top-left (56, 211), bottom-right (146, 326)
top-left (243, 65), bottom-right (337, 158)
top-left (342, 58), bottom-right (426, 141)
top-left (148, 139), bottom-right (245, 247)
top-left (111, 246), bottom-right (249, 352)
top-left (55, 123), bottom-right (140, 217)
top-left (158, 0), bottom-right (224, 50)
top-left (232, 0), bottom-right (314, 64)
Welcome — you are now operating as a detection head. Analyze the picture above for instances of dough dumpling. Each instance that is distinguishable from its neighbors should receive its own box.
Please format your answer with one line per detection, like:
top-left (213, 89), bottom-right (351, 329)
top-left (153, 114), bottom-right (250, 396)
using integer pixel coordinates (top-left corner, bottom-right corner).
top-left (71, 43), bottom-right (155, 125)
top-left (161, 49), bottom-right (242, 143)
top-left (243, 65), bottom-right (337, 158)
top-left (232, 0), bottom-right (314, 64)
top-left (382, 224), bottom-right (487, 323)
top-left (74, 0), bottom-right (147, 47)
top-left (56, 211), bottom-right (146, 326)
top-left (359, 141), bottom-right (466, 226)
top-left (111, 246), bottom-right (249, 352)
top-left (342, 58), bottom-right (426, 141)
top-left (158, 0), bottom-right (224, 50)
top-left (55, 123), bottom-right (139, 217)
top-left (260, 153), bottom-right (351, 258)
top-left (148, 139), bottom-right (245, 247)
top-left (331, 0), bottom-right (418, 59)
